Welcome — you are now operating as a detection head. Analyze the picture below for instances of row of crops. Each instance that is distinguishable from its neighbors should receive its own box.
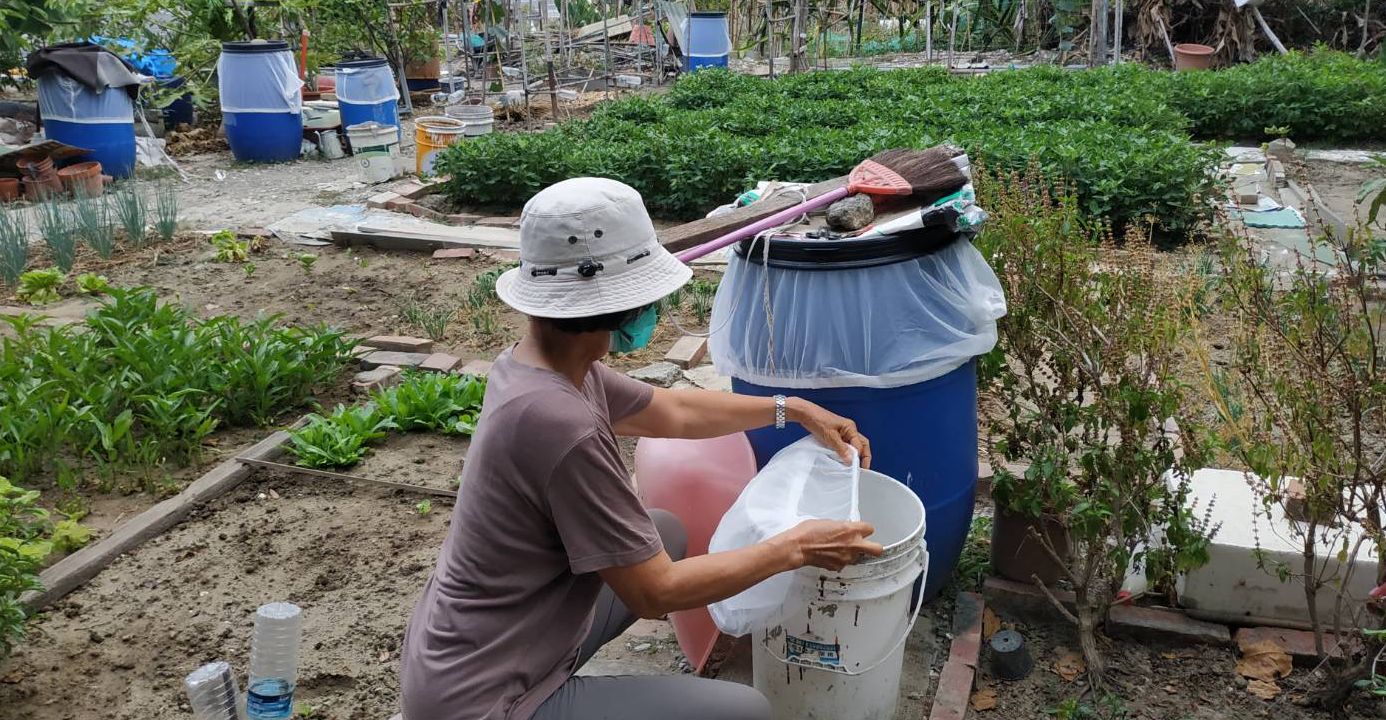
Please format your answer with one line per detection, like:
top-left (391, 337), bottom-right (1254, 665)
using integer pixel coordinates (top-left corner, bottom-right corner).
top-left (437, 51), bottom-right (1386, 235)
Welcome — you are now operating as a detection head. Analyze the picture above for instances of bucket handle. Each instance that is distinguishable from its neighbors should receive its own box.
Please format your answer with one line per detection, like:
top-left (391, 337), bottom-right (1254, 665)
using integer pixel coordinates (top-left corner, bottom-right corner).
top-left (760, 549), bottom-right (926, 677)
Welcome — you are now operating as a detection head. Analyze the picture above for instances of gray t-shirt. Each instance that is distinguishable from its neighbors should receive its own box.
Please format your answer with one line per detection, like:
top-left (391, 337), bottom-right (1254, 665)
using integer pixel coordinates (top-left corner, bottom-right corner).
top-left (400, 349), bottom-right (659, 720)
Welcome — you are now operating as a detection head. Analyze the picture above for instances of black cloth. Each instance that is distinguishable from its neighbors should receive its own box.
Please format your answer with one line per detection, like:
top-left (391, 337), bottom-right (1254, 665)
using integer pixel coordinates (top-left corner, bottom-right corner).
top-left (25, 42), bottom-right (143, 100)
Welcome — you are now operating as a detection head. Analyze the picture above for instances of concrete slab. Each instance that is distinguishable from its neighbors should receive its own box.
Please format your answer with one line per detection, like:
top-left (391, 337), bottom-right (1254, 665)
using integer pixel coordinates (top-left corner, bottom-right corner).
top-left (1176, 468), bottom-right (1379, 629)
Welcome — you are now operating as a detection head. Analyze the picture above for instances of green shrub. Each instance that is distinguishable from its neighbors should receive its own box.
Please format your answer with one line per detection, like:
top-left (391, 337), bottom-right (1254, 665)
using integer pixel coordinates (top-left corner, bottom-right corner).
top-left (437, 52), bottom-right (1386, 235)
top-left (0, 475), bottom-right (56, 658)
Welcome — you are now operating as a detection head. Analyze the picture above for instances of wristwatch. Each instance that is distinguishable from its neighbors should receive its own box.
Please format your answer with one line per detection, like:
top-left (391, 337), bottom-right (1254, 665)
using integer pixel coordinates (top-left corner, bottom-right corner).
top-left (774, 395), bottom-right (787, 429)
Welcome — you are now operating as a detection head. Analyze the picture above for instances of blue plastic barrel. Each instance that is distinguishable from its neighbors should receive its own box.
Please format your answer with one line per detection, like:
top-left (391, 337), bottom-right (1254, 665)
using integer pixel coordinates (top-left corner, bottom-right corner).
top-left (158, 76), bottom-right (195, 129)
top-left (685, 12), bottom-right (731, 71)
top-left (37, 74), bottom-right (136, 178)
top-left (218, 40), bottom-right (303, 163)
top-left (335, 57), bottom-right (400, 138)
top-left (709, 234), bottom-right (1006, 602)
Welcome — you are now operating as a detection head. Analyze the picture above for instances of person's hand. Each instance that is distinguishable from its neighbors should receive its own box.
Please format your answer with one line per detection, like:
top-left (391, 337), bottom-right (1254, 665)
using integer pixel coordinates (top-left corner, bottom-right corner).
top-left (774, 519), bottom-right (884, 572)
top-left (788, 398), bottom-right (872, 468)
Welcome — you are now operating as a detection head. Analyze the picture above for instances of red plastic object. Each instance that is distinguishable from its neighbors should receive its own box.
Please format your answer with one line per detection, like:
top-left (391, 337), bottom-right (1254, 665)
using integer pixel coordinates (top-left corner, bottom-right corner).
top-left (635, 433), bottom-right (758, 672)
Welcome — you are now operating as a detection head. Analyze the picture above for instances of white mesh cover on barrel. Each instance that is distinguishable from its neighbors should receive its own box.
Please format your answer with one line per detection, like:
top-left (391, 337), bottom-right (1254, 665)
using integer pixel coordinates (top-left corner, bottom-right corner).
top-left (218, 50), bottom-right (303, 114)
top-left (37, 74), bottom-right (135, 124)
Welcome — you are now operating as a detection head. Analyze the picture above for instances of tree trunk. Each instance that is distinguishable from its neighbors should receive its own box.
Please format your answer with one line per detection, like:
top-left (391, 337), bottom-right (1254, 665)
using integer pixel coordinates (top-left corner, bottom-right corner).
top-left (1303, 531), bottom-right (1327, 659)
top-left (1075, 588), bottom-right (1107, 689)
top-left (1089, 0), bottom-right (1109, 66)
top-left (790, 0), bottom-right (809, 72)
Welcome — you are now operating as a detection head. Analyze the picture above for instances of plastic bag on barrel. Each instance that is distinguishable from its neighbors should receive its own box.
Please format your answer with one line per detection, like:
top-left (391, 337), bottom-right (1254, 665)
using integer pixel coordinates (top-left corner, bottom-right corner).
top-left (707, 436), bottom-right (859, 636)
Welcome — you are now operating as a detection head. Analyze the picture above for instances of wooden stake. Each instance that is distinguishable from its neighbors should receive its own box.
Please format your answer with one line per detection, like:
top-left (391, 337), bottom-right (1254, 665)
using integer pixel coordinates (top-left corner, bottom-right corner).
top-left (1112, 0), bottom-right (1123, 63)
top-left (1089, 0), bottom-right (1109, 67)
top-left (1250, 6), bottom-right (1289, 55)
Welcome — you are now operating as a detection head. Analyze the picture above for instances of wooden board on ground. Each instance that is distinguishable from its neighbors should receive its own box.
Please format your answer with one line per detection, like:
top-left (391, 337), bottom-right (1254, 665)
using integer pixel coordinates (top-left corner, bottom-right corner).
top-left (573, 14), bottom-right (634, 39)
top-left (330, 224), bottom-right (521, 252)
top-left (657, 176), bottom-right (847, 254)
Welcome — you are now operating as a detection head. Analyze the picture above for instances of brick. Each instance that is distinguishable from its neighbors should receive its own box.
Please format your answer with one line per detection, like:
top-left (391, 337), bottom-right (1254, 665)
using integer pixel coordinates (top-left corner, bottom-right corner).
top-left (1108, 604), bottom-right (1230, 647)
top-left (359, 350), bottom-right (431, 369)
top-left (367, 191), bottom-right (401, 209)
top-left (237, 226), bottom-right (272, 239)
top-left (484, 249), bottom-right (521, 262)
top-left (950, 591), bottom-right (985, 668)
top-left (448, 213), bottom-right (483, 225)
top-left (388, 178), bottom-right (428, 198)
top-left (664, 335), bottom-right (708, 369)
top-left (927, 660), bottom-right (974, 720)
top-left (476, 216), bottom-right (520, 228)
top-left (982, 576), bottom-right (1076, 623)
top-left (1281, 476), bottom-right (1332, 523)
top-left (352, 365), bottom-right (402, 393)
top-left (433, 248), bottom-right (477, 260)
top-left (384, 195), bottom-right (412, 212)
top-left (1234, 626), bottom-right (1360, 664)
top-left (364, 335), bottom-right (434, 353)
top-left (420, 352), bottom-right (462, 373)
top-left (458, 359), bottom-right (493, 377)
top-left (406, 201), bottom-right (449, 222)
top-left (629, 362), bottom-right (682, 388)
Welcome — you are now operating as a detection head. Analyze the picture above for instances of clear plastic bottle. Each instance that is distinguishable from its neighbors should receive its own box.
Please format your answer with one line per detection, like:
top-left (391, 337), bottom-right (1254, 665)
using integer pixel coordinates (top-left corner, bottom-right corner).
top-left (184, 661), bottom-right (241, 720)
top-left (246, 602), bottom-right (303, 720)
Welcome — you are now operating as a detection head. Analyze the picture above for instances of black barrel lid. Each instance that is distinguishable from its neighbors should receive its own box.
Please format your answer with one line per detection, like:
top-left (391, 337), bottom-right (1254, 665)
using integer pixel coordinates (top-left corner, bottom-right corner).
top-left (733, 207), bottom-right (968, 270)
top-left (336, 56), bottom-right (388, 69)
top-left (221, 40), bottom-right (290, 54)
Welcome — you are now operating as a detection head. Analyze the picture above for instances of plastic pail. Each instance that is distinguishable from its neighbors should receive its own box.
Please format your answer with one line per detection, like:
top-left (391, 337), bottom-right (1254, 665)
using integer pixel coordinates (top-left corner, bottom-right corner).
top-left (414, 116), bottom-right (466, 175)
top-left (346, 121), bottom-right (401, 183)
top-left (219, 40), bottom-right (304, 163)
top-left (752, 469), bottom-right (927, 720)
top-left (733, 364), bottom-right (977, 602)
top-left (445, 104), bottom-right (494, 137)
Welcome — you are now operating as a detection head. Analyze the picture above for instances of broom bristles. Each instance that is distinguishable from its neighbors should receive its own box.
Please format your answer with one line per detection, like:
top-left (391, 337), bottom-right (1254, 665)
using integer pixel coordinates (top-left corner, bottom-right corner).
top-left (867, 145), bottom-right (968, 196)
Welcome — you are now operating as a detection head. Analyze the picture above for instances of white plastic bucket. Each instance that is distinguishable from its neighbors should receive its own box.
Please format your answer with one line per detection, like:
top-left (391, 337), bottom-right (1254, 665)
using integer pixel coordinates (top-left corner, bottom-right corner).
top-left (445, 103), bottom-right (494, 137)
top-left (752, 469), bottom-right (927, 720)
top-left (345, 121), bottom-right (401, 183)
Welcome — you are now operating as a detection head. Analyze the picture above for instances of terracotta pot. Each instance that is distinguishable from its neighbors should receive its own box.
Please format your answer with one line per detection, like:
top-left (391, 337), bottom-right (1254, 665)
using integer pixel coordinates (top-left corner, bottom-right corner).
top-left (22, 175), bottom-right (62, 201)
top-left (16, 155), bottom-right (54, 179)
top-left (1173, 43), bottom-right (1216, 71)
top-left (58, 161), bottom-right (104, 198)
top-left (991, 505), bottom-right (1070, 586)
top-left (0, 178), bottom-right (18, 203)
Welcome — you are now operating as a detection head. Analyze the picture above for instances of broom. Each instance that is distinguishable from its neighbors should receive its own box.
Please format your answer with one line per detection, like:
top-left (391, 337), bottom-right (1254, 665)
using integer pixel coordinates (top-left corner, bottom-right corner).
top-left (673, 145), bottom-right (971, 263)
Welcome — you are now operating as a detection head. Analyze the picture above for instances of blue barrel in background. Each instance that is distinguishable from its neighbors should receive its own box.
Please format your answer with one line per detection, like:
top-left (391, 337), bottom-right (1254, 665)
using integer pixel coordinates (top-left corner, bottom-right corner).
top-left (335, 57), bottom-right (400, 139)
top-left (684, 12), bottom-right (731, 71)
top-left (218, 40), bottom-right (303, 163)
top-left (158, 76), bottom-right (195, 129)
top-left (709, 233), bottom-right (1006, 602)
top-left (37, 73), bottom-right (136, 178)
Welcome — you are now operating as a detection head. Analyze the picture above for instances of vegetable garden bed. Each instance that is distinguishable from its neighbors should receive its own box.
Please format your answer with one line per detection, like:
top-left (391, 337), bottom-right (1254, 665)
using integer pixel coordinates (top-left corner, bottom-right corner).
top-left (437, 51), bottom-right (1386, 237)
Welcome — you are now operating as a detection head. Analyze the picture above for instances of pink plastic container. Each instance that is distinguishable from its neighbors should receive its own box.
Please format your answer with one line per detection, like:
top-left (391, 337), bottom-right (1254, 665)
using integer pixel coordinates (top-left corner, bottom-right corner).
top-left (635, 433), bottom-right (758, 672)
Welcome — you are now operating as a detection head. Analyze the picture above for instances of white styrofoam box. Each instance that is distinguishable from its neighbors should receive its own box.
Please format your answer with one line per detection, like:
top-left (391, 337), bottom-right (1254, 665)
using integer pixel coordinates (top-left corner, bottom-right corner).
top-left (1175, 468), bottom-right (1378, 628)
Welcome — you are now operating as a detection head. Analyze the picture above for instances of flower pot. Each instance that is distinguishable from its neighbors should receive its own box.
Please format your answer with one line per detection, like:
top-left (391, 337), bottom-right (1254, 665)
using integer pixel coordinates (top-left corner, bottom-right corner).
top-left (58, 161), bottom-right (104, 198)
top-left (0, 178), bottom-right (19, 203)
top-left (991, 505), bottom-right (1070, 586)
top-left (1173, 43), bottom-right (1216, 71)
top-left (21, 174), bottom-right (62, 201)
top-left (16, 155), bottom-right (54, 179)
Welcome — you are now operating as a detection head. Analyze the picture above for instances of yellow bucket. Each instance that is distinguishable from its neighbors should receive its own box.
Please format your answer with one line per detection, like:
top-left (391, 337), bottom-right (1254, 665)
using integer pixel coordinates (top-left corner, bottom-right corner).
top-left (415, 116), bottom-right (467, 176)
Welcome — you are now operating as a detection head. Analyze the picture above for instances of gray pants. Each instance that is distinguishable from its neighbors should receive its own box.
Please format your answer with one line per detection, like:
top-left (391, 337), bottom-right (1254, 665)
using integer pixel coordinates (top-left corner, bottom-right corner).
top-left (531, 510), bottom-right (772, 720)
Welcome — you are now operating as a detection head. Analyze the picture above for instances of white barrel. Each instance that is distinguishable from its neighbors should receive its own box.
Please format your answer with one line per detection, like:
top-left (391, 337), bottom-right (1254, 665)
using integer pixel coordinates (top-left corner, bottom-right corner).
top-left (752, 469), bottom-right (927, 720)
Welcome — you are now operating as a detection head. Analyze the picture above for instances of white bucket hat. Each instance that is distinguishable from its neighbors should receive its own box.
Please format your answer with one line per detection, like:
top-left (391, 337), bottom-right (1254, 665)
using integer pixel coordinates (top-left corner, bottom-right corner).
top-left (496, 177), bottom-right (692, 319)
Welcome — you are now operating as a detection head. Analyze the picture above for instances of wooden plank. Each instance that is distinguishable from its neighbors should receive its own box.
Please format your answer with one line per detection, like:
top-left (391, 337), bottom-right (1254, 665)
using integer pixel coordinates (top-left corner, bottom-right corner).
top-left (657, 176), bottom-right (847, 254)
top-left (573, 14), bottom-right (633, 39)
top-left (330, 224), bottom-right (521, 252)
top-left (21, 425), bottom-right (297, 611)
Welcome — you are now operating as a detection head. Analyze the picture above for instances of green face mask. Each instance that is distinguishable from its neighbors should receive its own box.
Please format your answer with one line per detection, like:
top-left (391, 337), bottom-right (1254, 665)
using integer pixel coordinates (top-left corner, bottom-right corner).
top-left (610, 305), bottom-right (658, 353)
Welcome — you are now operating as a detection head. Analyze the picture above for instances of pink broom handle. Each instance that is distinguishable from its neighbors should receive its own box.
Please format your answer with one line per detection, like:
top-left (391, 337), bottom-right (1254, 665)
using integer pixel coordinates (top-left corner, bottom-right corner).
top-left (673, 186), bottom-right (851, 263)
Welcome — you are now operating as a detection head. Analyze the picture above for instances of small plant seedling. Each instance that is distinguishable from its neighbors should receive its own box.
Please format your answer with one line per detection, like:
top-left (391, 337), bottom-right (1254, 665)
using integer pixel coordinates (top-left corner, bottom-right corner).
top-left (153, 181), bottom-right (179, 242)
top-left (244, 262), bottom-right (257, 278)
top-left (36, 200), bottom-right (77, 272)
top-left (73, 191), bottom-right (115, 259)
top-left (16, 269), bottom-right (63, 305)
top-left (0, 208), bottom-right (28, 287)
top-left (1263, 125), bottom-right (1291, 140)
top-left (297, 253), bottom-right (318, 273)
top-left (415, 499), bottom-right (433, 516)
top-left (399, 293), bottom-right (455, 342)
top-left (210, 230), bottom-right (249, 263)
top-left (112, 183), bottom-right (147, 246)
top-left (74, 273), bottom-right (112, 296)
top-left (355, 255), bottom-right (369, 268)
